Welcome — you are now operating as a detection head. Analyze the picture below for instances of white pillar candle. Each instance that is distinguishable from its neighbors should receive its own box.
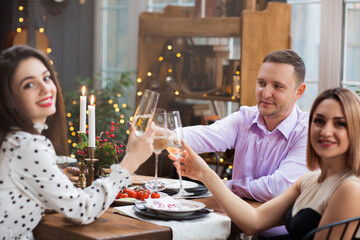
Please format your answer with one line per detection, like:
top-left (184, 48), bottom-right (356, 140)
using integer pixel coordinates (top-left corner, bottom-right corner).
top-left (88, 95), bottom-right (96, 148)
top-left (79, 85), bottom-right (87, 133)
top-left (201, 0), bottom-right (205, 18)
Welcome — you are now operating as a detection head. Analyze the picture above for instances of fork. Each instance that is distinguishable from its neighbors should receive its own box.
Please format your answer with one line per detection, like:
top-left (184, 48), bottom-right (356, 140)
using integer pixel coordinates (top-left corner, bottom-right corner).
top-left (135, 200), bottom-right (146, 210)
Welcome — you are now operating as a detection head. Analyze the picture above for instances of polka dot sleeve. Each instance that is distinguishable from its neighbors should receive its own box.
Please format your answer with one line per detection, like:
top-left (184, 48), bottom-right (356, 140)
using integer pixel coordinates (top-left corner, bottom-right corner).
top-left (9, 133), bottom-right (131, 224)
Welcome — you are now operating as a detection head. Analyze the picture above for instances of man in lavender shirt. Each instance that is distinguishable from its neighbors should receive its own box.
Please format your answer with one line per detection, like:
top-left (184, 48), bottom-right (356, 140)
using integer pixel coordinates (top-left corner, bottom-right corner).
top-left (182, 49), bottom-right (309, 239)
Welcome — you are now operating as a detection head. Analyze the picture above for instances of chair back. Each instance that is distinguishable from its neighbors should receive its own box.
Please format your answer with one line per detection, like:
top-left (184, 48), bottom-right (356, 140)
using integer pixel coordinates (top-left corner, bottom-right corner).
top-left (302, 216), bottom-right (360, 240)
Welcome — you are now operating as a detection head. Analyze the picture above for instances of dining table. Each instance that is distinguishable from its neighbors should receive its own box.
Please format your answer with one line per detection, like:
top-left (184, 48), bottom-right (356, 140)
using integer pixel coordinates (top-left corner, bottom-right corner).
top-left (33, 175), bottom-right (262, 240)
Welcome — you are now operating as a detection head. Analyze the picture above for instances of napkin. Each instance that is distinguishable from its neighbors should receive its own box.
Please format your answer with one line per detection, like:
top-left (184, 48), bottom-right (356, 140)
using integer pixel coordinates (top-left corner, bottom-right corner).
top-left (113, 205), bottom-right (231, 240)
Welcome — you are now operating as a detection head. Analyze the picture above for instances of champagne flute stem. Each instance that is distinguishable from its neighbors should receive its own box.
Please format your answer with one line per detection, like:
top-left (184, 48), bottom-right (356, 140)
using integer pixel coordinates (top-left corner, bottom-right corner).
top-left (154, 153), bottom-right (159, 192)
top-left (176, 157), bottom-right (184, 190)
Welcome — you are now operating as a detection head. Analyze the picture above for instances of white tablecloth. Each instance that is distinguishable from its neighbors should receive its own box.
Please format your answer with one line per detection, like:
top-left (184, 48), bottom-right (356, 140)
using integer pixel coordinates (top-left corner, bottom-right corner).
top-left (113, 205), bottom-right (231, 240)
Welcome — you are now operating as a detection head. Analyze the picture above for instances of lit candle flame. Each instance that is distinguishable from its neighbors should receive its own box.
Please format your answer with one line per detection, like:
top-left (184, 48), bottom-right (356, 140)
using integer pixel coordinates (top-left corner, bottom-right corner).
top-left (90, 95), bottom-right (95, 105)
top-left (81, 85), bottom-right (86, 96)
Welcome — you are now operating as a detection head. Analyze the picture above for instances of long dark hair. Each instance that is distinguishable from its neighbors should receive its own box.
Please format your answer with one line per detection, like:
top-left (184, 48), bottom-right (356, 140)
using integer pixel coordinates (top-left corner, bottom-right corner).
top-left (0, 45), bottom-right (68, 155)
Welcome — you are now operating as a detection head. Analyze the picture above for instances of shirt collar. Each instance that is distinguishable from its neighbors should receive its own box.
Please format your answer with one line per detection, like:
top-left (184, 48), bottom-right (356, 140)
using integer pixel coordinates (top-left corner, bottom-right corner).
top-left (251, 105), bottom-right (299, 139)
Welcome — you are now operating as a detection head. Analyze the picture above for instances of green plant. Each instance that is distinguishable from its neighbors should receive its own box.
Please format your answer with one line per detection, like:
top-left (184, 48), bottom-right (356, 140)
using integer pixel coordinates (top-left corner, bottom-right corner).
top-left (63, 72), bottom-right (134, 159)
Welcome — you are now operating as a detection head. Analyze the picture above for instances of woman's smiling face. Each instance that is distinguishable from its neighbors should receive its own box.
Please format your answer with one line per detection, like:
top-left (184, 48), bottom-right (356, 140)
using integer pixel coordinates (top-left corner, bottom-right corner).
top-left (11, 57), bottom-right (57, 124)
top-left (310, 98), bottom-right (349, 164)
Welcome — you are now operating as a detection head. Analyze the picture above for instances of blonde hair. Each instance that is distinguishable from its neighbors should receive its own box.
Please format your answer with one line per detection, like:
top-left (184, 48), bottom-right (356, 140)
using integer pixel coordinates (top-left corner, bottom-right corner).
top-left (307, 88), bottom-right (360, 176)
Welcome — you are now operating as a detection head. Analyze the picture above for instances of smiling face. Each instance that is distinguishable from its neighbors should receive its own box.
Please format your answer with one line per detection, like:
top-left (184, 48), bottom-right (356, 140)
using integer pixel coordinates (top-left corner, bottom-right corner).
top-left (310, 99), bottom-right (349, 165)
top-left (255, 62), bottom-right (305, 130)
top-left (11, 57), bottom-right (57, 124)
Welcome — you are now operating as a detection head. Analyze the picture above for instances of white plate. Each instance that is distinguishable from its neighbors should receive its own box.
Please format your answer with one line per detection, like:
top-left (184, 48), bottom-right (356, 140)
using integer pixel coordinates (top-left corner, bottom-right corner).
top-left (145, 199), bottom-right (206, 217)
top-left (161, 179), bottom-right (199, 190)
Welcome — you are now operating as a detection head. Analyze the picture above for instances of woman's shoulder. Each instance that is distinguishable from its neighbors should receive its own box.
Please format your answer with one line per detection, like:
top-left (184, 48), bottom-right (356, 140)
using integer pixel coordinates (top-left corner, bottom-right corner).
top-left (4, 130), bottom-right (52, 151)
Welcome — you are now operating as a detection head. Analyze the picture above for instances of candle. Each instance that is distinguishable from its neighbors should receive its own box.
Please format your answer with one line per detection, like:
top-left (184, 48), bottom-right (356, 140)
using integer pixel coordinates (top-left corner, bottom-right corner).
top-left (79, 85), bottom-right (87, 133)
top-left (201, 0), bottom-right (205, 18)
top-left (88, 95), bottom-right (96, 148)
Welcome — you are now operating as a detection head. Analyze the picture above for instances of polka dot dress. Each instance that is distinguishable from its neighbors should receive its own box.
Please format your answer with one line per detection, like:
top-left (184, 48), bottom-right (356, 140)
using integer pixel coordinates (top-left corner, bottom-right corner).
top-left (0, 130), bottom-right (131, 239)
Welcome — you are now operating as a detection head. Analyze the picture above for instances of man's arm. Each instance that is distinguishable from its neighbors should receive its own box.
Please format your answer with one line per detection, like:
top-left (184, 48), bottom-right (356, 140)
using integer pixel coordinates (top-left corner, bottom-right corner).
top-left (227, 135), bottom-right (309, 202)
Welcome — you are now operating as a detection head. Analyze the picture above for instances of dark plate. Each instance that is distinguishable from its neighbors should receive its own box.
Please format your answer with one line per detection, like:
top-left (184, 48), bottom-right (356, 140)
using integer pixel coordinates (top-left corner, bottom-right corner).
top-left (162, 184), bottom-right (208, 197)
top-left (132, 205), bottom-right (210, 220)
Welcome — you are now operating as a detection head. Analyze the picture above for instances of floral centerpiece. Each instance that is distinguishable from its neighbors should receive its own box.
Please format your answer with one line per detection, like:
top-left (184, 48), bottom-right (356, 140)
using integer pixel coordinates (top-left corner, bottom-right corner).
top-left (73, 121), bottom-right (126, 176)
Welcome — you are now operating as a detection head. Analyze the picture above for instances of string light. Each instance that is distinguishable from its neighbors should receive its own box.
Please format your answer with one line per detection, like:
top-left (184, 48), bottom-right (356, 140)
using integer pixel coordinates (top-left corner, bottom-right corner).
top-left (219, 158), bottom-right (224, 163)
top-left (113, 103), bottom-right (118, 108)
top-left (126, 130), bottom-right (130, 135)
top-left (46, 48), bottom-right (52, 54)
top-left (19, 6), bottom-right (24, 11)
top-left (120, 114), bottom-right (124, 118)
top-left (67, 113), bottom-right (71, 117)
top-left (228, 165), bottom-right (233, 170)
top-left (39, 28), bottom-right (45, 33)
top-left (129, 116), bottom-right (134, 121)
top-left (19, 17), bottom-right (24, 23)
top-left (168, 68), bottom-right (173, 73)
top-left (137, 91), bottom-right (142, 96)
top-left (175, 91), bottom-right (179, 95)
top-left (120, 119), bottom-right (125, 124)
top-left (16, 28), bottom-right (22, 33)
top-left (69, 127), bottom-right (74, 131)
top-left (136, 78), bottom-right (142, 83)
top-left (223, 177), bottom-right (228, 180)
top-left (72, 100), bottom-right (77, 105)
top-left (108, 99), bottom-right (113, 104)
top-left (68, 139), bottom-right (72, 143)
top-left (71, 132), bottom-right (76, 136)
top-left (158, 56), bottom-right (163, 61)
top-left (115, 108), bottom-right (120, 112)
top-left (70, 153), bottom-right (76, 158)
top-left (176, 53), bottom-right (181, 58)
top-left (122, 103), bottom-right (127, 108)
top-left (68, 122), bottom-right (73, 126)
top-left (116, 93), bottom-right (121, 97)
top-left (147, 72), bottom-right (152, 77)
top-left (167, 45), bottom-right (172, 50)
top-left (50, 60), bottom-right (53, 65)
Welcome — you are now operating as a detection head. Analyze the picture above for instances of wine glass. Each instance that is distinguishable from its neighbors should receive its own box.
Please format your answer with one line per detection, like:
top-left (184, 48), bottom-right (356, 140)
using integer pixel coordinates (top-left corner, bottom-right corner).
top-left (166, 111), bottom-right (193, 198)
top-left (145, 109), bottom-right (167, 192)
top-left (133, 89), bottom-right (160, 136)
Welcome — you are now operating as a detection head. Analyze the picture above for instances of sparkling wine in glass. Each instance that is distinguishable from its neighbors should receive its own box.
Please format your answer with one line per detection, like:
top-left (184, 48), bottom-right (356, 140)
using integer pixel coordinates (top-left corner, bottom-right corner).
top-left (166, 111), bottom-right (193, 198)
top-left (133, 89), bottom-right (160, 136)
top-left (145, 109), bottom-right (167, 192)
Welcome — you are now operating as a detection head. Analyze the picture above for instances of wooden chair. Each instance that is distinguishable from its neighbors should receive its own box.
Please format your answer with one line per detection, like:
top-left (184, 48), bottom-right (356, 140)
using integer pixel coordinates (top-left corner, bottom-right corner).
top-left (302, 216), bottom-right (360, 240)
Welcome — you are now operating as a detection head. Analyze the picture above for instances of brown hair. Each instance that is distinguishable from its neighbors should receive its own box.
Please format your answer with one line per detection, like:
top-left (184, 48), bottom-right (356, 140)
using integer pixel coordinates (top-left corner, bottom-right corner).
top-left (0, 45), bottom-right (68, 155)
top-left (307, 87), bottom-right (360, 176)
top-left (263, 49), bottom-right (306, 86)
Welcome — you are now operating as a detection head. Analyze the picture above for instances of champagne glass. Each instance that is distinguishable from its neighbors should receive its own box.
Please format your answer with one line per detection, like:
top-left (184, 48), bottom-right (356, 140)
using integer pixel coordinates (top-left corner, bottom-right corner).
top-left (133, 89), bottom-right (160, 136)
top-left (166, 111), bottom-right (193, 198)
top-left (145, 109), bottom-right (167, 192)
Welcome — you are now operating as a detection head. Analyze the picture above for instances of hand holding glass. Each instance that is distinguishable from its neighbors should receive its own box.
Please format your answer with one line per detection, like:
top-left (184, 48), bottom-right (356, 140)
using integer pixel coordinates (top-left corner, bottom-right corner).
top-left (133, 89), bottom-right (159, 136)
top-left (145, 109), bottom-right (167, 191)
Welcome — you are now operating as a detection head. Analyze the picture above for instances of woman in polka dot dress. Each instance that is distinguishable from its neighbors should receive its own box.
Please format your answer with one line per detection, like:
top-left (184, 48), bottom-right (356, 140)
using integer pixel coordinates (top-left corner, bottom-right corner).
top-left (0, 45), bottom-right (155, 240)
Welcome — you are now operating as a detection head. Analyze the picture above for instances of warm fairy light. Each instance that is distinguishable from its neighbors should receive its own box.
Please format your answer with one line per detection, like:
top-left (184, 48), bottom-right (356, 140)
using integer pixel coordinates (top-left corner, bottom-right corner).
top-left (67, 113), bottom-right (71, 117)
top-left (203, 93), bottom-right (207, 97)
top-left (147, 72), bottom-right (152, 77)
top-left (71, 132), bottom-right (76, 136)
top-left (68, 122), bottom-right (73, 126)
top-left (120, 114), bottom-right (124, 118)
top-left (39, 28), bottom-right (44, 33)
top-left (126, 130), bottom-right (130, 134)
top-left (19, 6), bottom-right (24, 11)
top-left (167, 45), bottom-right (172, 50)
top-left (122, 103), bottom-right (127, 108)
top-left (115, 108), bottom-right (120, 112)
top-left (72, 100), bottom-right (77, 105)
top-left (108, 99), bottom-right (113, 104)
top-left (129, 116), bottom-right (134, 121)
top-left (120, 119), bottom-right (125, 124)
top-left (113, 104), bottom-right (118, 108)
top-left (219, 158), bottom-right (224, 163)
top-left (231, 96), bottom-right (235, 100)
top-left (117, 93), bottom-right (121, 97)
top-left (68, 139), bottom-right (72, 143)
top-left (69, 127), bottom-right (74, 131)
top-left (223, 177), bottom-right (228, 180)
top-left (71, 153), bottom-right (76, 157)
top-left (136, 78), bottom-right (142, 83)
top-left (137, 91), bottom-right (142, 96)
top-left (228, 165), bottom-right (233, 169)
top-left (19, 17), bottom-right (24, 22)
top-left (176, 53), bottom-right (181, 58)
top-left (16, 28), bottom-right (22, 33)
top-left (46, 48), bottom-right (52, 54)
top-left (158, 56), bottom-right (163, 61)
top-left (168, 68), bottom-right (173, 73)
top-left (175, 91), bottom-right (179, 95)
top-left (235, 70), bottom-right (240, 75)
top-left (50, 60), bottom-right (53, 65)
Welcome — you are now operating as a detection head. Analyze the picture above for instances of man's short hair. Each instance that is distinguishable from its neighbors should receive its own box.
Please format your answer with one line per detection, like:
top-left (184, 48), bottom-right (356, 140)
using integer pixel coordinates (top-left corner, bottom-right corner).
top-left (263, 49), bottom-right (306, 86)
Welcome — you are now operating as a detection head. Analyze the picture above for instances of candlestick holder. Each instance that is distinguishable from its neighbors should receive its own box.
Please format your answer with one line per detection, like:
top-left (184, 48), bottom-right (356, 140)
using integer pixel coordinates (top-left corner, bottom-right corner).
top-left (85, 147), bottom-right (98, 187)
top-left (76, 132), bottom-right (87, 189)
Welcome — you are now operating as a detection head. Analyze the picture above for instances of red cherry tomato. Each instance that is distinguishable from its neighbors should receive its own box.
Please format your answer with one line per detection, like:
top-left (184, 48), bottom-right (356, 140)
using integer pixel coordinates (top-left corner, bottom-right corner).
top-left (127, 190), bottom-right (137, 199)
top-left (141, 192), bottom-right (150, 201)
top-left (151, 192), bottom-right (160, 198)
top-left (116, 192), bottom-right (122, 199)
top-left (120, 193), bottom-right (129, 198)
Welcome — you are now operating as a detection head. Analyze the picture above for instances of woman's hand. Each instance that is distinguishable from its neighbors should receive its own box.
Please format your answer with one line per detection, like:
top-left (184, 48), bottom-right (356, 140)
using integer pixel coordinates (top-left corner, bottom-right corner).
top-left (120, 123), bottom-right (154, 173)
top-left (169, 140), bottom-right (211, 182)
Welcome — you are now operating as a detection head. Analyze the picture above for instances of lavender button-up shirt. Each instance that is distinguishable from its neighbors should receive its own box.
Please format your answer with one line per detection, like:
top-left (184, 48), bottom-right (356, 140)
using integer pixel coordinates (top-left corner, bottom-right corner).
top-left (183, 104), bottom-right (309, 236)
